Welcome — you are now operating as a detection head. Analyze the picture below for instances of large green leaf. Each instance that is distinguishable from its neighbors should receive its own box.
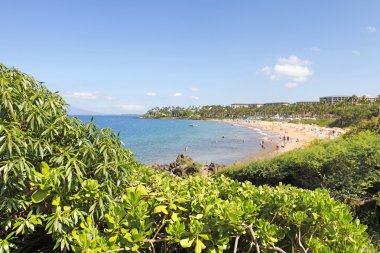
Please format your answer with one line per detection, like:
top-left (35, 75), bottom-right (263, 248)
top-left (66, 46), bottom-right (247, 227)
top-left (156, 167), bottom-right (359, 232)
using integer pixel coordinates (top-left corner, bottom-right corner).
top-left (31, 189), bottom-right (49, 203)
top-left (195, 239), bottom-right (206, 253)
top-left (40, 161), bottom-right (50, 175)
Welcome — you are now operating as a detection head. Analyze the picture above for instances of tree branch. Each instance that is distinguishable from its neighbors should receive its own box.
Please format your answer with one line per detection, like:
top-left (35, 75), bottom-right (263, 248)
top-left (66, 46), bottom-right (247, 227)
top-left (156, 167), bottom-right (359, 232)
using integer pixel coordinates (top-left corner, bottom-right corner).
top-left (105, 238), bottom-right (170, 253)
top-left (297, 228), bottom-right (308, 253)
top-left (242, 223), bottom-right (287, 253)
top-left (242, 223), bottom-right (260, 253)
top-left (105, 249), bottom-right (127, 253)
top-left (153, 215), bottom-right (167, 240)
top-left (150, 240), bottom-right (156, 253)
top-left (260, 245), bottom-right (287, 253)
top-left (233, 233), bottom-right (242, 253)
top-left (144, 238), bottom-right (171, 243)
top-left (357, 198), bottom-right (376, 206)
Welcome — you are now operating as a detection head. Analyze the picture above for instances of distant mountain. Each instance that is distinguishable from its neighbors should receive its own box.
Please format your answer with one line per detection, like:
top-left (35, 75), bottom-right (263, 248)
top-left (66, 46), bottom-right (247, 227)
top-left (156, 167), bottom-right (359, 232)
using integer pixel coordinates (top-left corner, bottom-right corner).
top-left (67, 106), bottom-right (101, 116)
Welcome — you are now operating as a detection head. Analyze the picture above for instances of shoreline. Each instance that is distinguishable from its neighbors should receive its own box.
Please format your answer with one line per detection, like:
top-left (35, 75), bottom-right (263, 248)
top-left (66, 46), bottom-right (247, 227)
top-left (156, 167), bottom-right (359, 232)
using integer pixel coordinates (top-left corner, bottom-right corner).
top-left (212, 119), bottom-right (346, 163)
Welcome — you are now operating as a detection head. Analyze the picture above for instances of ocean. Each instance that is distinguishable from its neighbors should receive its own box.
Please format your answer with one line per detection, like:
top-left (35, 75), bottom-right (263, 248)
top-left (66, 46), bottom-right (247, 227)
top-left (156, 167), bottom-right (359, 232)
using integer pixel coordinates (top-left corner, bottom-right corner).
top-left (75, 115), bottom-right (275, 165)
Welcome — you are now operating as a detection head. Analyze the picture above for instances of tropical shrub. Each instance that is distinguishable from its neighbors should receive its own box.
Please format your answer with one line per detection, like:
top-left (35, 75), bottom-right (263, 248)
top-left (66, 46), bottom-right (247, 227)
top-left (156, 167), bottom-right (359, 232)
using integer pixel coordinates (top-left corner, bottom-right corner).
top-left (334, 105), bottom-right (379, 127)
top-left (220, 131), bottom-right (380, 246)
top-left (0, 64), bottom-right (376, 252)
top-left (0, 64), bottom-right (137, 252)
top-left (345, 115), bottom-right (380, 136)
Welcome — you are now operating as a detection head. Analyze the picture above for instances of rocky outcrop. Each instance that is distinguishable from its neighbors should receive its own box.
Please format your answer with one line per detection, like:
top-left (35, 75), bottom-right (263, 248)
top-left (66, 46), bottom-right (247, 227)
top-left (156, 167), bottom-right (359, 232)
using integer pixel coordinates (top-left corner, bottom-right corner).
top-left (151, 154), bottom-right (224, 177)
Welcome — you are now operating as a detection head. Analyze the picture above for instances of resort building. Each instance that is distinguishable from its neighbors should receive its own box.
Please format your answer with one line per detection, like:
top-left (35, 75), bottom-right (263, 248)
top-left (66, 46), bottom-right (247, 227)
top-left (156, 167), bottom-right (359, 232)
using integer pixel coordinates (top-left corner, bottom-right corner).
top-left (232, 94), bottom-right (379, 109)
top-left (319, 96), bottom-right (352, 105)
top-left (263, 102), bottom-right (290, 107)
top-left (295, 101), bottom-right (320, 105)
top-left (366, 96), bottom-right (379, 103)
top-left (320, 95), bottom-right (379, 105)
top-left (231, 103), bottom-right (263, 109)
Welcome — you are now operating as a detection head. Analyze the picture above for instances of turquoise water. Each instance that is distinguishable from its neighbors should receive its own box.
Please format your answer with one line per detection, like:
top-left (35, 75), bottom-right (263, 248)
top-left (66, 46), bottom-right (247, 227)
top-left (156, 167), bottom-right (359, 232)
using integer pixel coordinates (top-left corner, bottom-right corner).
top-left (76, 115), bottom-right (275, 165)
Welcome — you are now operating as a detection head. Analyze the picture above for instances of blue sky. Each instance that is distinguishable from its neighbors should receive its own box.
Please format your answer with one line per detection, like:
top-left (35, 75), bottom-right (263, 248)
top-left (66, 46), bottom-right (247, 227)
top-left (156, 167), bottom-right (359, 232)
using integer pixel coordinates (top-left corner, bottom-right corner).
top-left (1, 1), bottom-right (379, 114)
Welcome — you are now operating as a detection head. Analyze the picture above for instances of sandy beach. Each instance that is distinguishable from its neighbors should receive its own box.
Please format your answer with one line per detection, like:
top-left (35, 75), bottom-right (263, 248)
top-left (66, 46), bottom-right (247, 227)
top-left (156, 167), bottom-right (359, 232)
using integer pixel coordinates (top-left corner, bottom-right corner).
top-left (214, 119), bottom-right (346, 158)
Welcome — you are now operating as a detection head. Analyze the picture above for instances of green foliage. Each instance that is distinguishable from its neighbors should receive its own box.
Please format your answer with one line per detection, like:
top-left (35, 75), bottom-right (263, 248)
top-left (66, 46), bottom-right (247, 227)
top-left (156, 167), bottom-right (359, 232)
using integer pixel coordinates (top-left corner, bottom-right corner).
top-left (0, 64), bottom-right (376, 252)
top-left (145, 100), bottom-right (380, 128)
top-left (72, 173), bottom-right (375, 253)
top-left (346, 115), bottom-right (380, 136)
top-left (334, 104), bottom-right (379, 127)
top-left (221, 131), bottom-right (380, 246)
top-left (0, 64), bottom-right (137, 251)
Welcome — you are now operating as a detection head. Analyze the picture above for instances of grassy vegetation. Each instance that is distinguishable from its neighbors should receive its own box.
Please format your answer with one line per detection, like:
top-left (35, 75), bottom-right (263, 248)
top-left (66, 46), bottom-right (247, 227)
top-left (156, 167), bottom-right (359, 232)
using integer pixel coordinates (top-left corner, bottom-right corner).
top-left (1, 64), bottom-right (377, 252)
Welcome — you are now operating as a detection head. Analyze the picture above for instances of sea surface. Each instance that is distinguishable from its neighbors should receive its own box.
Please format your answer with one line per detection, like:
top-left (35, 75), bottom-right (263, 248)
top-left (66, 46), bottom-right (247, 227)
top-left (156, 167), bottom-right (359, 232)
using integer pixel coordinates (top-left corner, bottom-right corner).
top-left (75, 115), bottom-right (275, 165)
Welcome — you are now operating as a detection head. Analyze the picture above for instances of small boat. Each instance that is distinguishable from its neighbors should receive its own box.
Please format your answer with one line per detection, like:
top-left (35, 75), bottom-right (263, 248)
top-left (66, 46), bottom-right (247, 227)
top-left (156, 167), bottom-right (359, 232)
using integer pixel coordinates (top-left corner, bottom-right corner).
top-left (189, 124), bottom-right (198, 127)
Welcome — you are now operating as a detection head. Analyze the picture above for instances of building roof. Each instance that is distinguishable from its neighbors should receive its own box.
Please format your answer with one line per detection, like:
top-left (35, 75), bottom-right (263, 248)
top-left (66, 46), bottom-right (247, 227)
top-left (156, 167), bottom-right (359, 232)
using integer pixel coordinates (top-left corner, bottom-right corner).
top-left (231, 103), bottom-right (262, 105)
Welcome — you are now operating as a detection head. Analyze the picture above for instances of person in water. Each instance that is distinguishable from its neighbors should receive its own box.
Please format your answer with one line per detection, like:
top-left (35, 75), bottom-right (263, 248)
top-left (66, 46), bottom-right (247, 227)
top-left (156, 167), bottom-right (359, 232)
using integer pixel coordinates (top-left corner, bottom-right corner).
top-left (260, 139), bottom-right (265, 149)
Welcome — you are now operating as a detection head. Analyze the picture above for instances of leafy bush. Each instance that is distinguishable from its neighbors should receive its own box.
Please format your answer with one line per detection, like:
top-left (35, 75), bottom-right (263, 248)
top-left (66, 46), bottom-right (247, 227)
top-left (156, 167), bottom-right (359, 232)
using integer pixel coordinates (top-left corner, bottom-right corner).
top-left (0, 64), bottom-right (376, 252)
top-left (0, 64), bottom-right (137, 252)
top-left (73, 174), bottom-right (375, 253)
top-left (345, 115), bottom-right (380, 136)
top-left (221, 131), bottom-right (380, 246)
top-left (334, 105), bottom-right (379, 127)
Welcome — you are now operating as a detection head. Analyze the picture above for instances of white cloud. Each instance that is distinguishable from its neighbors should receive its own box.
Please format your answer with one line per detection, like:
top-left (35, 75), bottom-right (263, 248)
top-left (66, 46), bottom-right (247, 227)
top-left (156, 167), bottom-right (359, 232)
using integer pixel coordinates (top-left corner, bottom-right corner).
top-left (146, 92), bottom-right (157, 97)
top-left (352, 50), bottom-right (361, 56)
top-left (106, 96), bottom-right (114, 100)
top-left (277, 55), bottom-right (311, 66)
top-left (120, 104), bottom-right (145, 111)
top-left (260, 55), bottom-right (313, 83)
top-left (304, 47), bottom-right (321, 52)
top-left (190, 96), bottom-right (199, 100)
top-left (285, 82), bottom-right (298, 88)
top-left (64, 91), bottom-right (98, 99)
top-left (190, 87), bottom-right (199, 92)
top-left (173, 92), bottom-right (182, 97)
top-left (260, 66), bottom-right (272, 75)
top-left (274, 64), bottom-right (312, 82)
top-left (366, 26), bottom-right (377, 33)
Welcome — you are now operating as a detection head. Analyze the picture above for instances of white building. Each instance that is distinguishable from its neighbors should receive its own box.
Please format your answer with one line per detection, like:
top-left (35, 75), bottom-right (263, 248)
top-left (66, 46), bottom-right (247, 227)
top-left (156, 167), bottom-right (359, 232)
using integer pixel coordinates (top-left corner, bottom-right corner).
top-left (263, 102), bottom-right (290, 107)
top-left (320, 95), bottom-right (379, 105)
top-left (231, 103), bottom-right (263, 109)
top-left (295, 101), bottom-right (320, 105)
top-left (319, 96), bottom-right (351, 105)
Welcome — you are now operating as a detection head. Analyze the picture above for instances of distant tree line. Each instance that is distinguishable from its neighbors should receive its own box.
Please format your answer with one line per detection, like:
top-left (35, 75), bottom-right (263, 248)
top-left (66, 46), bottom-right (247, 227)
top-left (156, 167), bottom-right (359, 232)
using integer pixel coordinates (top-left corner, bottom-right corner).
top-left (145, 98), bottom-right (380, 127)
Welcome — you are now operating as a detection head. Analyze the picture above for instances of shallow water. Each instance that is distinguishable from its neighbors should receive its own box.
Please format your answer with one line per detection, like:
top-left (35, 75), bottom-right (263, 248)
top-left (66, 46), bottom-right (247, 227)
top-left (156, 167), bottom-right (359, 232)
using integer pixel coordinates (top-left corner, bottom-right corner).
top-left (75, 115), bottom-right (275, 165)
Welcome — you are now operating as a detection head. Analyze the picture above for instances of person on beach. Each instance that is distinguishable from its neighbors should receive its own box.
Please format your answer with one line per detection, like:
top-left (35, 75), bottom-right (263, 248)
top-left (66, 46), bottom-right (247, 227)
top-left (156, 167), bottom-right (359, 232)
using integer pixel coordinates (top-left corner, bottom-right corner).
top-left (260, 139), bottom-right (265, 149)
top-left (276, 143), bottom-right (280, 150)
